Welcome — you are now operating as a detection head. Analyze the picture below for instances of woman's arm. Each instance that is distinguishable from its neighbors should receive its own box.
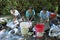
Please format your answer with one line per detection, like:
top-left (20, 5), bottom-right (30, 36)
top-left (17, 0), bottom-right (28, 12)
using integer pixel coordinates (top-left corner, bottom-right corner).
top-left (30, 16), bottom-right (34, 21)
top-left (10, 10), bottom-right (14, 15)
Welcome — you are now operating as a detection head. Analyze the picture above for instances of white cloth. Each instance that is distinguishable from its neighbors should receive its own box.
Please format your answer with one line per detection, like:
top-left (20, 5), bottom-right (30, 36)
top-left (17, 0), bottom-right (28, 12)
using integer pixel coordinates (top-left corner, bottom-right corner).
top-left (8, 28), bottom-right (18, 34)
top-left (20, 22), bottom-right (32, 35)
top-left (20, 22), bottom-right (32, 28)
top-left (0, 18), bottom-right (7, 23)
top-left (6, 20), bottom-right (19, 29)
top-left (0, 29), bottom-right (6, 40)
top-left (49, 24), bottom-right (60, 37)
top-left (33, 27), bottom-right (35, 31)
top-left (0, 29), bottom-right (5, 36)
top-left (10, 10), bottom-right (20, 16)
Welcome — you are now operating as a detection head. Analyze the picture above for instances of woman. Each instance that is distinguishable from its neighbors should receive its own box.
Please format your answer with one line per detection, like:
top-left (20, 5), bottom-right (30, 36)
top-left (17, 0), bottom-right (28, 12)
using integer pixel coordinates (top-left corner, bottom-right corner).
top-left (10, 8), bottom-right (21, 20)
top-left (26, 6), bottom-right (35, 21)
top-left (40, 7), bottom-right (50, 31)
top-left (40, 7), bottom-right (50, 23)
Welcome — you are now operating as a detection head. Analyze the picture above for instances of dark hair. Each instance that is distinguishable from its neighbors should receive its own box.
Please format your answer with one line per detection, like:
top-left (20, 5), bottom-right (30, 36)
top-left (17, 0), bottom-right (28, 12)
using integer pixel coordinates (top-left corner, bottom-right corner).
top-left (10, 7), bottom-right (15, 10)
top-left (29, 6), bottom-right (33, 9)
top-left (53, 19), bottom-right (58, 25)
top-left (43, 7), bottom-right (47, 11)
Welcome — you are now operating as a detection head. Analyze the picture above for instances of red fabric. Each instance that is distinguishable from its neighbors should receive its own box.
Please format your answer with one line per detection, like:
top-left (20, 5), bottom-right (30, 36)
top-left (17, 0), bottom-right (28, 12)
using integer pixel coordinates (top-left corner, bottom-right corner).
top-left (50, 13), bottom-right (56, 19)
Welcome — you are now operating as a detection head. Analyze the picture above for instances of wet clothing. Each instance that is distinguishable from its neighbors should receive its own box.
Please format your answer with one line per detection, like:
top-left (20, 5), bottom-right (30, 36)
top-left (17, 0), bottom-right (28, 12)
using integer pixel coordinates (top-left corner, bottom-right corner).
top-left (10, 10), bottom-right (21, 19)
top-left (26, 10), bottom-right (35, 21)
top-left (40, 10), bottom-right (50, 20)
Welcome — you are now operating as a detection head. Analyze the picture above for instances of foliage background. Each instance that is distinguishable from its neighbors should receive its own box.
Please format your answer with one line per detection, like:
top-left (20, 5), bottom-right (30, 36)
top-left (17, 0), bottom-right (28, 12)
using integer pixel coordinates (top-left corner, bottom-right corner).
top-left (0, 0), bottom-right (58, 15)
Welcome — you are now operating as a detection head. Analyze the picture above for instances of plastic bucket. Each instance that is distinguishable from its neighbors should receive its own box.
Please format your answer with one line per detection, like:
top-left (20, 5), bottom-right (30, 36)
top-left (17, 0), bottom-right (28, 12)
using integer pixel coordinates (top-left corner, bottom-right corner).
top-left (35, 23), bottom-right (44, 37)
top-left (35, 23), bottom-right (44, 32)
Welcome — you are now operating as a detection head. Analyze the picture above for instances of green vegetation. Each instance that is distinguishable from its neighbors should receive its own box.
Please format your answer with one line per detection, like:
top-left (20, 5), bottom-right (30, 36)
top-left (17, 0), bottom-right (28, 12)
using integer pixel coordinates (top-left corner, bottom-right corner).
top-left (0, 0), bottom-right (58, 15)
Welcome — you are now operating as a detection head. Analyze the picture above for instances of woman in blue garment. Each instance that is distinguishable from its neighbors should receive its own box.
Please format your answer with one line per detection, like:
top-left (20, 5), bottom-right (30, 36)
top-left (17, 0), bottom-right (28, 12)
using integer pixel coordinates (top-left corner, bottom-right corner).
top-left (26, 6), bottom-right (35, 35)
top-left (26, 6), bottom-right (35, 21)
top-left (40, 7), bottom-right (50, 23)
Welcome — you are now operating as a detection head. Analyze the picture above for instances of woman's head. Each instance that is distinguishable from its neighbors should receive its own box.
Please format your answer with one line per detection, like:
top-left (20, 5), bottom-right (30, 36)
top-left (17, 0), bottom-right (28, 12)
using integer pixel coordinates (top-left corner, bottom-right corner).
top-left (42, 7), bottom-right (47, 13)
top-left (10, 7), bottom-right (15, 13)
top-left (28, 6), bottom-right (33, 13)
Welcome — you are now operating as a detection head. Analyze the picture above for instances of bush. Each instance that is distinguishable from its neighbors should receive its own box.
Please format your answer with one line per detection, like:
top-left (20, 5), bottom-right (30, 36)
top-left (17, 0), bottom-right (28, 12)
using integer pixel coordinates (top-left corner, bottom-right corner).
top-left (0, 0), bottom-right (58, 15)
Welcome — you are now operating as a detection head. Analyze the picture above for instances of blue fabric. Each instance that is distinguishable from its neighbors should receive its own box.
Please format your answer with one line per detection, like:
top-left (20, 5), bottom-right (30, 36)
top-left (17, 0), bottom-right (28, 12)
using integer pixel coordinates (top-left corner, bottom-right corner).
top-left (26, 10), bottom-right (35, 18)
top-left (40, 10), bottom-right (50, 19)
